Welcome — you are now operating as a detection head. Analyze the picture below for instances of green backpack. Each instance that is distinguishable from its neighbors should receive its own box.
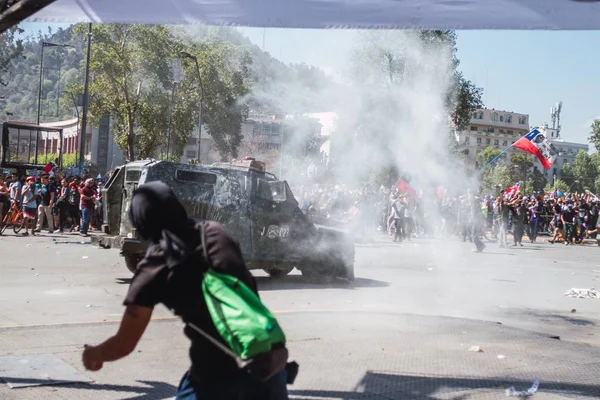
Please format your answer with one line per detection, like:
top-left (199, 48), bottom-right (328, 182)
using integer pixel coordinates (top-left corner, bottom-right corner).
top-left (181, 223), bottom-right (289, 380)
top-left (202, 269), bottom-right (286, 360)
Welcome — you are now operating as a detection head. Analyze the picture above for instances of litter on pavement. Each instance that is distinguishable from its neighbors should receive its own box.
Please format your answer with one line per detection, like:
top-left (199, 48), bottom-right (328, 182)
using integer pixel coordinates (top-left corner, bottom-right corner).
top-left (506, 378), bottom-right (540, 397)
top-left (564, 288), bottom-right (600, 299)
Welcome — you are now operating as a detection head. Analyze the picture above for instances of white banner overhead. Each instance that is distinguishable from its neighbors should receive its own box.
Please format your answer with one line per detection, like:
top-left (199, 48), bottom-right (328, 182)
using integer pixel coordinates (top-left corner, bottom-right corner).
top-left (27, 0), bottom-right (600, 30)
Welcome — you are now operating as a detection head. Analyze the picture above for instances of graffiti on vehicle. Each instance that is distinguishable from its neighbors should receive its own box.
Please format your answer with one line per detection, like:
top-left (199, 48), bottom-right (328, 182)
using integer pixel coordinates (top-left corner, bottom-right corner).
top-left (261, 225), bottom-right (290, 239)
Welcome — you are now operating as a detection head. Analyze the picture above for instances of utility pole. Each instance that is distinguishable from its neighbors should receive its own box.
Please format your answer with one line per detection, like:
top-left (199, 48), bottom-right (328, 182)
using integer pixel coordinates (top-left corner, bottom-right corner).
top-left (37, 41), bottom-right (73, 165)
top-left (177, 51), bottom-right (203, 163)
top-left (166, 81), bottom-right (178, 159)
top-left (78, 23), bottom-right (92, 173)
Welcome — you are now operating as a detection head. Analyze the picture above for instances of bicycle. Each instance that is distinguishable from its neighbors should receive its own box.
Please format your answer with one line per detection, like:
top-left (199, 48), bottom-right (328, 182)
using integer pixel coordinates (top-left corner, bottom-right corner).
top-left (0, 201), bottom-right (25, 235)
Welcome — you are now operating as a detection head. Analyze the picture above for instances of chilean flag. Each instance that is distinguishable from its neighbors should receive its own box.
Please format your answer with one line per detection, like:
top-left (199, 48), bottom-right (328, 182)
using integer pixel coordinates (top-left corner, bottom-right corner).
top-left (513, 129), bottom-right (558, 170)
top-left (504, 182), bottom-right (520, 198)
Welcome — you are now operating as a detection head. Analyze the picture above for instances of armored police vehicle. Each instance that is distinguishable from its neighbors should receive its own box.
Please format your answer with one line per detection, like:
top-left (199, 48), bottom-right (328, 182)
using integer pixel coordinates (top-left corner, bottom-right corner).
top-left (95, 157), bottom-right (354, 282)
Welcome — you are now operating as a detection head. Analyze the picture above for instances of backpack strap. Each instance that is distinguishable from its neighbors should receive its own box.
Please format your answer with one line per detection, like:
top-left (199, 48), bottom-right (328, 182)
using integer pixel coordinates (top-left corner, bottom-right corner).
top-left (173, 221), bottom-right (249, 368)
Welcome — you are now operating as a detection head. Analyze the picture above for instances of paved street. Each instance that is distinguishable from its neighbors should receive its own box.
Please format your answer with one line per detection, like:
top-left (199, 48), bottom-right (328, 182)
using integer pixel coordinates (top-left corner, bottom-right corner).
top-left (1, 231), bottom-right (600, 399)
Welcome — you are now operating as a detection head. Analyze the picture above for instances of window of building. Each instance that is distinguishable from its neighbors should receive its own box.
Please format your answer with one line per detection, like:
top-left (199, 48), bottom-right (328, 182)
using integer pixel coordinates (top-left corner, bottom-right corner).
top-left (499, 129), bottom-right (505, 134)
top-left (506, 115), bottom-right (512, 123)
top-left (553, 168), bottom-right (557, 176)
top-left (518, 116), bottom-right (527, 125)
top-left (507, 130), bottom-right (513, 135)
top-left (491, 113), bottom-right (498, 121)
top-left (499, 115), bottom-right (504, 122)
top-left (470, 126), bottom-right (477, 131)
top-left (488, 128), bottom-right (494, 133)
top-left (464, 149), bottom-right (469, 155)
top-left (261, 124), bottom-right (272, 134)
top-left (502, 140), bottom-right (507, 146)
top-left (476, 137), bottom-right (482, 144)
top-left (465, 136), bottom-right (470, 144)
top-left (494, 139), bottom-right (499, 145)
top-left (485, 138), bottom-right (490, 145)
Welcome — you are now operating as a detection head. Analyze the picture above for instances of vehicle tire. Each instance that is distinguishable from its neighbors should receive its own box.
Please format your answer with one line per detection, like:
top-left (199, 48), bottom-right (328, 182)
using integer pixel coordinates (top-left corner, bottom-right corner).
top-left (0, 214), bottom-right (10, 235)
top-left (13, 214), bottom-right (25, 234)
top-left (344, 261), bottom-right (355, 282)
top-left (123, 253), bottom-right (142, 273)
top-left (263, 266), bottom-right (294, 278)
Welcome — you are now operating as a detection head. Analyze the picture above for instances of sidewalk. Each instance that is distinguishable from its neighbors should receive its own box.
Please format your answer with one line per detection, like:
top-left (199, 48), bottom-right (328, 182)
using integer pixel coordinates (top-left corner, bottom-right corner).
top-left (1, 312), bottom-right (599, 399)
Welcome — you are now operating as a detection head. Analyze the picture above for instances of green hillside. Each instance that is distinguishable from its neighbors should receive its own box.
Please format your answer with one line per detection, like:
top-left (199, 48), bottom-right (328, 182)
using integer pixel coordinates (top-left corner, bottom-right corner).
top-left (0, 24), bottom-right (335, 124)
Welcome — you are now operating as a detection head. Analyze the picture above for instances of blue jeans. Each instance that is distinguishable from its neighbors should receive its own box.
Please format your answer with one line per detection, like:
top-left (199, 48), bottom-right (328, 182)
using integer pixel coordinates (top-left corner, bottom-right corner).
top-left (176, 369), bottom-right (288, 400)
top-left (80, 207), bottom-right (91, 234)
top-left (529, 220), bottom-right (538, 242)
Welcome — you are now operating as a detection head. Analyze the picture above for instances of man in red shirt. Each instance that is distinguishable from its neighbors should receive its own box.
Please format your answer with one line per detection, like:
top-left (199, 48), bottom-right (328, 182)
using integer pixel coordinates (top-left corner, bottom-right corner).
top-left (79, 178), bottom-right (96, 237)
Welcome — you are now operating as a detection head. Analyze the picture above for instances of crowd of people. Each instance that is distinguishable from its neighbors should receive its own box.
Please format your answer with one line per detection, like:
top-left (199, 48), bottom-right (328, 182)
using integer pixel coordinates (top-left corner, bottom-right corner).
top-left (0, 172), bottom-right (104, 237)
top-left (294, 181), bottom-right (600, 250)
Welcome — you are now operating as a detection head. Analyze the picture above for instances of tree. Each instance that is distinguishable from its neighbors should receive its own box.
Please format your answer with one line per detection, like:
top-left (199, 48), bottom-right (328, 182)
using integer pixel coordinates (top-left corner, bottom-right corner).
top-left (0, 26), bottom-right (24, 86)
top-left (481, 165), bottom-right (512, 194)
top-left (450, 71), bottom-right (484, 132)
top-left (510, 152), bottom-right (533, 183)
top-left (338, 30), bottom-right (483, 188)
top-left (544, 179), bottom-right (570, 194)
top-left (560, 163), bottom-right (577, 190)
top-left (476, 146), bottom-right (503, 168)
top-left (173, 28), bottom-right (253, 160)
top-left (67, 24), bottom-right (175, 161)
top-left (588, 119), bottom-right (600, 151)
top-left (571, 149), bottom-right (597, 191)
top-left (530, 169), bottom-right (548, 193)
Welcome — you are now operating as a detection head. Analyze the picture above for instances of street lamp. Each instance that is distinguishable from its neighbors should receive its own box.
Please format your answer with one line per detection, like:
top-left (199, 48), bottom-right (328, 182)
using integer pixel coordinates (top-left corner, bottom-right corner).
top-left (177, 51), bottom-right (203, 163)
top-left (37, 42), bottom-right (74, 125)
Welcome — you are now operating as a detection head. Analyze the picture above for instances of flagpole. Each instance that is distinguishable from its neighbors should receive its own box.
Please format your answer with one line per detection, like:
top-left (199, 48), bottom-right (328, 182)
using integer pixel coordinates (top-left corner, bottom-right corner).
top-left (478, 143), bottom-right (514, 175)
top-left (478, 128), bottom-right (537, 176)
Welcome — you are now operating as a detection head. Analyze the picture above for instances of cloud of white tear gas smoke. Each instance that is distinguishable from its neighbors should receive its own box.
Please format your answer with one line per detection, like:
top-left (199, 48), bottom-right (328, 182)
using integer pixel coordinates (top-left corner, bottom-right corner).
top-left (247, 30), bottom-right (476, 199)
top-left (329, 30), bottom-right (474, 194)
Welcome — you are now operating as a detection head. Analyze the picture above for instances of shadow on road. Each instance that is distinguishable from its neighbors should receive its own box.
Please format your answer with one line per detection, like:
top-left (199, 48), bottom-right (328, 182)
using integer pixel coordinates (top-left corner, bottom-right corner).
top-left (0, 377), bottom-right (176, 399)
top-left (290, 371), bottom-right (600, 399)
top-left (521, 309), bottom-right (597, 327)
top-left (256, 275), bottom-right (390, 291)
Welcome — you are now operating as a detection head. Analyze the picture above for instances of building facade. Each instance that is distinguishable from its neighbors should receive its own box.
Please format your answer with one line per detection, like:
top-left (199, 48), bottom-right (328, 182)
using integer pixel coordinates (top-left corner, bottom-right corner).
top-left (536, 124), bottom-right (589, 180)
top-left (180, 113), bottom-right (326, 174)
top-left (455, 108), bottom-right (531, 166)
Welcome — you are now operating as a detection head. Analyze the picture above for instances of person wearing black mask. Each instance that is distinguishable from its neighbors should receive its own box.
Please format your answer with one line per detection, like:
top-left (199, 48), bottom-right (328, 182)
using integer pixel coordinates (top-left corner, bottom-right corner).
top-left (81, 181), bottom-right (289, 399)
top-left (561, 202), bottom-right (576, 245)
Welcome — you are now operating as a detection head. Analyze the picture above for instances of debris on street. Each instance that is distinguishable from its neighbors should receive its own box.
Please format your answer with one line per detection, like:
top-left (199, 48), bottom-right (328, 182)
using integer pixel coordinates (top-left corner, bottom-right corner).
top-left (564, 288), bottom-right (600, 299)
top-left (506, 378), bottom-right (540, 397)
